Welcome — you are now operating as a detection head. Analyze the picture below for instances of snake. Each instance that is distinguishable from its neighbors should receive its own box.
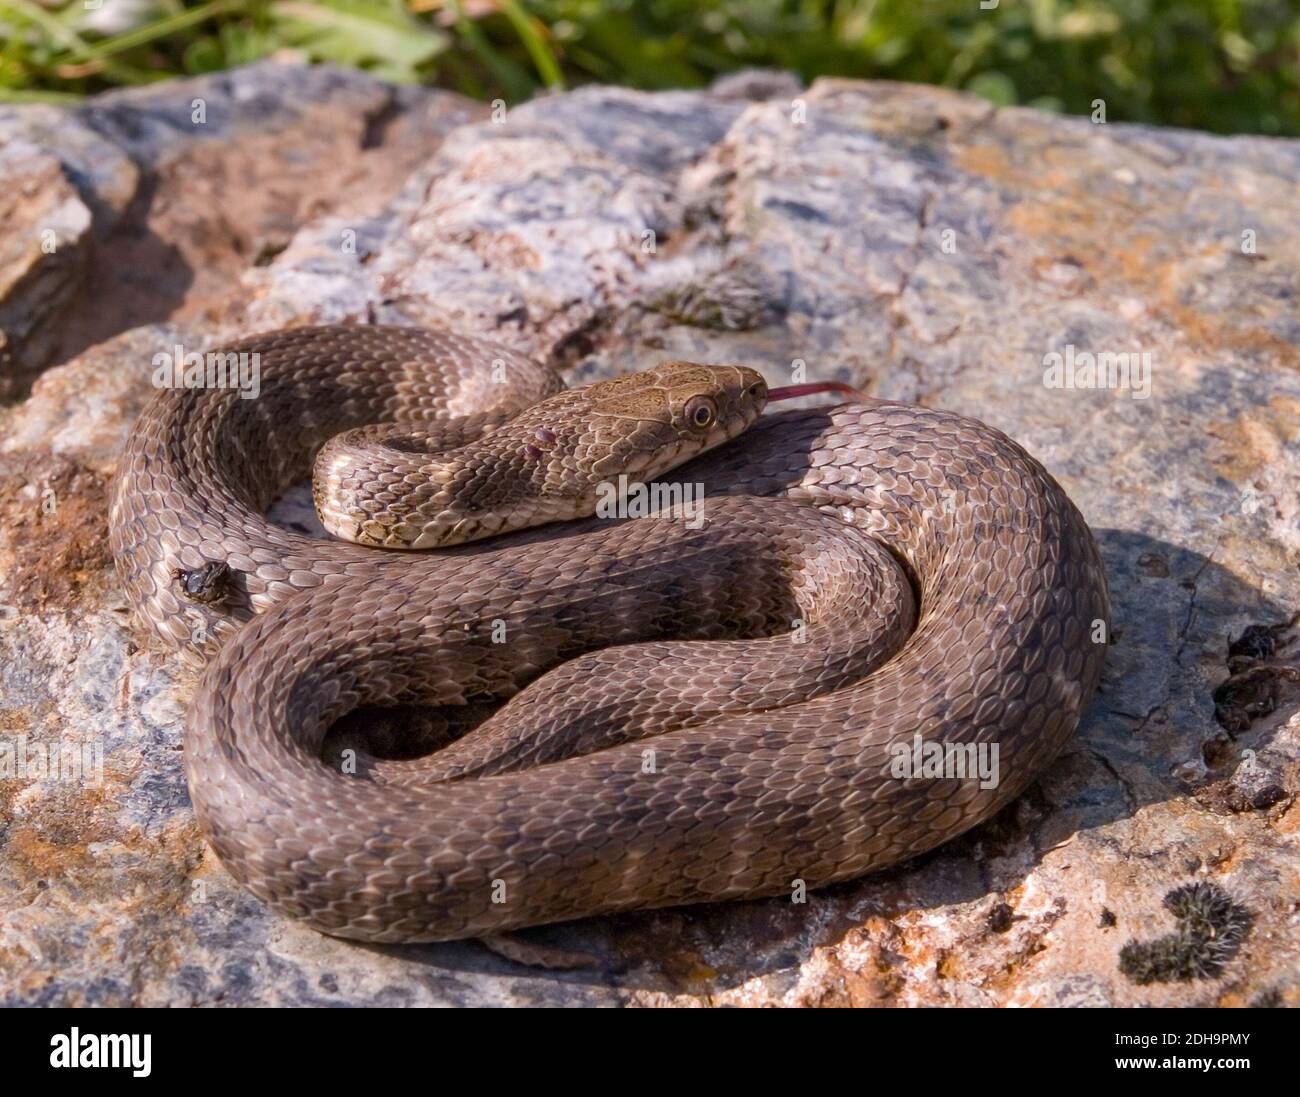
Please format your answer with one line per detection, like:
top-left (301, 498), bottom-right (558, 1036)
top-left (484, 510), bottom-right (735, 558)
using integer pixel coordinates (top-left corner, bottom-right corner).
top-left (108, 324), bottom-right (1109, 944)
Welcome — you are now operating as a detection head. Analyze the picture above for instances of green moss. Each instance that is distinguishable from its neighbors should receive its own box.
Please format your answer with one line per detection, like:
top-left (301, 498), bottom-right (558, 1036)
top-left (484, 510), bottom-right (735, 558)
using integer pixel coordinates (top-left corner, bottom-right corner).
top-left (1118, 881), bottom-right (1253, 985)
top-left (645, 269), bottom-right (770, 332)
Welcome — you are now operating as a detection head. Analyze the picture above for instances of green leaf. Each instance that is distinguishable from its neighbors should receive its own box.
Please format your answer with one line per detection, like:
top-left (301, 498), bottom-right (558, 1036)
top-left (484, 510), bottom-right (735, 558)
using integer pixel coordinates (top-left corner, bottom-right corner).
top-left (269, 0), bottom-right (448, 79)
top-left (965, 70), bottom-right (1018, 107)
top-left (497, 0), bottom-right (564, 89)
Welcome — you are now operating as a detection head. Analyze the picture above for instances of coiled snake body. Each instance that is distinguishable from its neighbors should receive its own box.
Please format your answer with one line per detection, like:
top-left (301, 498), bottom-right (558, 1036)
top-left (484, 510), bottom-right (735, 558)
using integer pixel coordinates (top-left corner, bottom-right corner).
top-left (110, 325), bottom-right (1108, 943)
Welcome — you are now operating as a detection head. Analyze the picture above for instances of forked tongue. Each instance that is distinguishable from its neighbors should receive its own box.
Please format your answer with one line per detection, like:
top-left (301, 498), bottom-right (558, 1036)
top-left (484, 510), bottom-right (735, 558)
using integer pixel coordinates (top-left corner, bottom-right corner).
top-left (766, 380), bottom-right (867, 403)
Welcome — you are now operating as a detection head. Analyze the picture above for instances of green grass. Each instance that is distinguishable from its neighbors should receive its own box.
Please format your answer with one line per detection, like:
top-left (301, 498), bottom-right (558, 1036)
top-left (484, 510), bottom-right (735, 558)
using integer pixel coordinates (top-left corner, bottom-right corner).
top-left (1, 0), bottom-right (1297, 136)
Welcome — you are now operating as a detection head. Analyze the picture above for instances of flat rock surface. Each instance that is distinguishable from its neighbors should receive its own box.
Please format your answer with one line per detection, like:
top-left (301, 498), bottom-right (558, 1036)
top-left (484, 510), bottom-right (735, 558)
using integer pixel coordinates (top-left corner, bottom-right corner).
top-left (0, 61), bottom-right (1296, 1007)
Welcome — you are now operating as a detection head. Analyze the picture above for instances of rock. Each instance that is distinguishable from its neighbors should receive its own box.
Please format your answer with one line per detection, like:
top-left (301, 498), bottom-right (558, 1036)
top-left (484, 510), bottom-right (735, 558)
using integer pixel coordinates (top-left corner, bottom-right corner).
top-left (0, 60), bottom-right (481, 399)
top-left (0, 60), bottom-right (1297, 1007)
top-left (0, 123), bottom-right (129, 400)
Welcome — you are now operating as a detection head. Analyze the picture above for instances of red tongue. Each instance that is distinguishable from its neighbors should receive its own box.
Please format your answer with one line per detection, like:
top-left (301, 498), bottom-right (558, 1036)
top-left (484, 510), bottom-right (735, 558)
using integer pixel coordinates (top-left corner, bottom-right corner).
top-left (766, 380), bottom-right (867, 403)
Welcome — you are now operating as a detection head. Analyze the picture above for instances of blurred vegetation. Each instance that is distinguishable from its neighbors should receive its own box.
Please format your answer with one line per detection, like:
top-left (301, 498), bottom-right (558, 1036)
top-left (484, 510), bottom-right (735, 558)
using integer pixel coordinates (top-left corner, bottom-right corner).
top-left (0, 0), bottom-right (1297, 135)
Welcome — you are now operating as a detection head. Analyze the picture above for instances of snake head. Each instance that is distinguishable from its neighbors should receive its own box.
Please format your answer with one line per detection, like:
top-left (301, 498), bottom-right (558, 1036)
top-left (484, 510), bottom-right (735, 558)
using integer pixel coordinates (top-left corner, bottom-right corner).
top-left (657, 361), bottom-right (770, 444)
top-left (578, 361), bottom-right (769, 481)
top-left (313, 361), bottom-right (772, 550)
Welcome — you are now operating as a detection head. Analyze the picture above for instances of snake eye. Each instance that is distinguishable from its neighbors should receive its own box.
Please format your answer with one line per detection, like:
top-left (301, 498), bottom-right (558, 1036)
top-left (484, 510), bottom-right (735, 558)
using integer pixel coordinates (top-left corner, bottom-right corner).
top-left (684, 395), bottom-right (717, 430)
top-left (747, 380), bottom-right (766, 400)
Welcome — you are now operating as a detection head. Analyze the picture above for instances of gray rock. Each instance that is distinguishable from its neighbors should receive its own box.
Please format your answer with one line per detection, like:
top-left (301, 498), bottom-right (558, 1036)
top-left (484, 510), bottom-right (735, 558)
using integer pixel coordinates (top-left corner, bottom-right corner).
top-left (0, 61), bottom-right (1297, 1007)
top-left (0, 118), bottom-right (134, 399)
top-left (0, 59), bottom-right (481, 398)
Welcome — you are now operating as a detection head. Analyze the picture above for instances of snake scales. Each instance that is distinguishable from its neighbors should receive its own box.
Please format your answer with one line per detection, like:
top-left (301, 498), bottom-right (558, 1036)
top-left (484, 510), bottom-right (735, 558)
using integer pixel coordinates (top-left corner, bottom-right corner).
top-left (109, 324), bottom-right (1109, 943)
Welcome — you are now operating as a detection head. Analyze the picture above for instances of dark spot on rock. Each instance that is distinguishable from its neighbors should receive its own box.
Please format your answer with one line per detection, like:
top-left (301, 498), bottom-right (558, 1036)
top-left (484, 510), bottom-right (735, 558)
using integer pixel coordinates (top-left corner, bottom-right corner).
top-left (1229, 624), bottom-right (1277, 661)
top-left (763, 197), bottom-right (829, 223)
top-left (1099, 908), bottom-right (1116, 928)
top-left (987, 902), bottom-right (1016, 933)
top-left (1213, 616), bottom-right (1299, 732)
top-left (1226, 618), bottom-right (1297, 675)
top-left (1213, 669), bottom-right (1281, 733)
top-left (360, 91), bottom-right (405, 150)
top-left (1135, 552), bottom-right (1169, 577)
top-left (1118, 881), bottom-right (1252, 985)
top-left (1193, 771), bottom-right (1291, 816)
top-left (251, 236), bottom-right (289, 266)
top-left (1250, 783), bottom-right (1288, 809)
top-left (1201, 732), bottom-right (1235, 768)
top-left (548, 317), bottom-right (606, 368)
